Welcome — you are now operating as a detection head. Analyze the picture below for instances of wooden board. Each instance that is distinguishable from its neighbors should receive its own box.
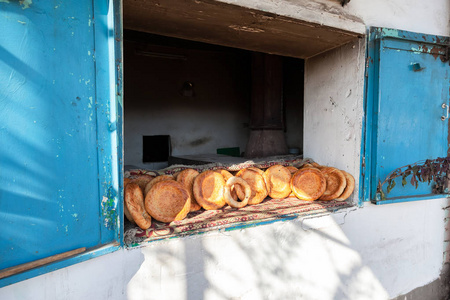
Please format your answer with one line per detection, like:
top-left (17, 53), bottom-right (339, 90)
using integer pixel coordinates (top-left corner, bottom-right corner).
top-left (123, 0), bottom-right (362, 59)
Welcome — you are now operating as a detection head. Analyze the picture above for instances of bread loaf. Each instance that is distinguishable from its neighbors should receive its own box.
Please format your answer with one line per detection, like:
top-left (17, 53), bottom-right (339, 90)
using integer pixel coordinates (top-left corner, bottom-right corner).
top-left (263, 165), bottom-right (292, 199)
top-left (177, 169), bottom-right (202, 212)
top-left (235, 168), bottom-right (268, 205)
top-left (319, 167), bottom-right (347, 201)
top-left (335, 170), bottom-right (355, 201)
top-left (124, 182), bottom-right (152, 229)
top-left (145, 180), bottom-right (191, 223)
top-left (193, 170), bottom-right (226, 210)
top-left (290, 168), bottom-right (326, 201)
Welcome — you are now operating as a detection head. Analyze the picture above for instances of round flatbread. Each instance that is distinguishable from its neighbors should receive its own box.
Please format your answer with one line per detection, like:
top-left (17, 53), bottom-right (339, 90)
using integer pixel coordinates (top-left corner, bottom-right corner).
top-left (177, 168), bottom-right (202, 211)
top-left (144, 175), bottom-right (174, 196)
top-left (123, 177), bottom-right (135, 223)
top-left (235, 168), bottom-right (268, 205)
top-left (311, 162), bottom-right (322, 169)
top-left (290, 168), bottom-right (326, 201)
top-left (193, 170), bottom-right (226, 210)
top-left (215, 169), bottom-right (238, 201)
top-left (224, 176), bottom-right (251, 208)
top-left (172, 171), bottom-right (181, 180)
top-left (214, 169), bottom-right (233, 181)
top-left (130, 175), bottom-right (155, 192)
top-left (335, 170), bottom-right (355, 201)
top-left (286, 166), bottom-right (298, 174)
top-left (145, 180), bottom-right (191, 223)
top-left (285, 166), bottom-right (298, 198)
top-left (263, 165), bottom-right (292, 199)
top-left (319, 167), bottom-right (347, 200)
top-left (248, 167), bottom-right (264, 175)
top-left (124, 182), bottom-right (152, 229)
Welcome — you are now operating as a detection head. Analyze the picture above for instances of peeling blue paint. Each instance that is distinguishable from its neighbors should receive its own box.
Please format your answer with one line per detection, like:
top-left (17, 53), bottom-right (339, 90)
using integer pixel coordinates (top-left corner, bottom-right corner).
top-left (20, 0), bottom-right (32, 9)
top-left (363, 27), bottom-right (450, 203)
top-left (101, 187), bottom-right (117, 230)
top-left (0, 0), bottom-right (122, 285)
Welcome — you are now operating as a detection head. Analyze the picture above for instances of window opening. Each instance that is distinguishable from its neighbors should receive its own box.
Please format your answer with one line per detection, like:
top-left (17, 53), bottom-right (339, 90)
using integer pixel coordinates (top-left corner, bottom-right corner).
top-left (123, 30), bottom-right (352, 245)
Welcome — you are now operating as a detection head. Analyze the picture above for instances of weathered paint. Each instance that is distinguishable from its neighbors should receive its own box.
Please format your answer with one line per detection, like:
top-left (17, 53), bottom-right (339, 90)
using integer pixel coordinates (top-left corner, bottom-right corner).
top-left (362, 27), bottom-right (450, 203)
top-left (20, 0), bottom-right (32, 9)
top-left (0, 0), bottom-right (449, 299)
top-left (0, 0), bottom-right (120, 284)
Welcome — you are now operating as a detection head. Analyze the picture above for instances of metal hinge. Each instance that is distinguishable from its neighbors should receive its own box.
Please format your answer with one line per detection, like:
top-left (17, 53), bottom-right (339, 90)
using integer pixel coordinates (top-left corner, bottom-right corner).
top-left (443, 43), bottom-right (450, 65)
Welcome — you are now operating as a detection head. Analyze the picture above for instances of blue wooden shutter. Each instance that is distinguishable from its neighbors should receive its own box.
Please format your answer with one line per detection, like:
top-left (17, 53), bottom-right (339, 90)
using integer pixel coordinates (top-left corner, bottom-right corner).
top-left (0, 0), bottom-right (122, 283)
top-left (363, 28), bottom-right (450, 204)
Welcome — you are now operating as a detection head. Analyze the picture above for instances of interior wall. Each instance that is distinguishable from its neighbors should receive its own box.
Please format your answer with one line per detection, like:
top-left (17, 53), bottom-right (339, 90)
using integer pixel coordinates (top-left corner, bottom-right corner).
top-left (124, 38), bottom-right (251, 168)
top-left (124, 35), bottom-right (304, 168)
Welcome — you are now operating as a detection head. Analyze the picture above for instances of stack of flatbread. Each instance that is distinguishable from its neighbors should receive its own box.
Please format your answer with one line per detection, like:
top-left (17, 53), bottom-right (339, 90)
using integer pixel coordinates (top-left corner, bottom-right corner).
top-left (123, 162), bottom-right (355, 229)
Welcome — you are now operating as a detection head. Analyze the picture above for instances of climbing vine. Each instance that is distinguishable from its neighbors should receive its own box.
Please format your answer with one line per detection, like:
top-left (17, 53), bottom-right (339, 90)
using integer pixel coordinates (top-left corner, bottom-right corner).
top-left (377, 156), bottom-right (450, 200)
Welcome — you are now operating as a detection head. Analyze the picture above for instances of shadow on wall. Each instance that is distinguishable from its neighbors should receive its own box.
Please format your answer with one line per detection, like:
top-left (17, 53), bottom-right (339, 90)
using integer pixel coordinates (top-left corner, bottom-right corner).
top-left (126, 211), bottom-right (390, 300)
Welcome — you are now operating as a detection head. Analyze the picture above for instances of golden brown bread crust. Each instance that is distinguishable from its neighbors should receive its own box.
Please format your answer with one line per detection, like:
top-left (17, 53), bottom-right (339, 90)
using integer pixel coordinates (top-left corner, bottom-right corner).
top-left (145, 180), bottom-right (191, 223)
top-left (215, 169), bottom-right (238, 201)
top-left (335, 170), bottom-right (355, 201)
top-left (177, 169), bottom-right (202, 212)
top-left (300, 163), bottom-right (313, 169)
top-left (193, 170), bottom-right (226, 210)
top-left (285, 167), bottom-right (298, 197)
top-left (172, 171), bottom-right (181, 181)
top-left (123, 177), bottom-right (135, 223)
top-left (215, 169), bottom-right (234, 181)
top-left (263, 165), bottom-right (292, 199)
top-left (235, 168), bottom-right (268, 205)
top-left (286, 166), bottom-right (298, 174)
top-left (130, 175), bottom-right (155, 192)
top-left (290, 168), bottom-right (326, 201)
top-left (125, 182), bottom-right (152, 229)
top-left (123, 204), bottom-right (135, 224)
top-left (319, 167), bottom-right (347, 200)
top-left (311, 162), bottom-right (322, 168)
top-left (224, 176), bottom-right (251, 208)
top-left (144, 175), bottom-right (174, 196)
top-left (248, 167), bottom-right (264, 175)
top-left (124, 177), bottom-right (132, 187)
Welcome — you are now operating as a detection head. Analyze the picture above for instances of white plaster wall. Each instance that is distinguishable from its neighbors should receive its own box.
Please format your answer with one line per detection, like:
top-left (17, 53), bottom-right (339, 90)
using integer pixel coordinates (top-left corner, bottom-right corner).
top-left (347, 0), bottom-right (450, 37)
top-left (304, 39), bottom-right (364, 184)
top-left (1, 0), bottom-right (449, 299)
top-left (301, 0), bottom-right (450, 297)
top-left (123, 41), bottom-right (252, 168)
top-left (1, 198), bottom-right (447, 300)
